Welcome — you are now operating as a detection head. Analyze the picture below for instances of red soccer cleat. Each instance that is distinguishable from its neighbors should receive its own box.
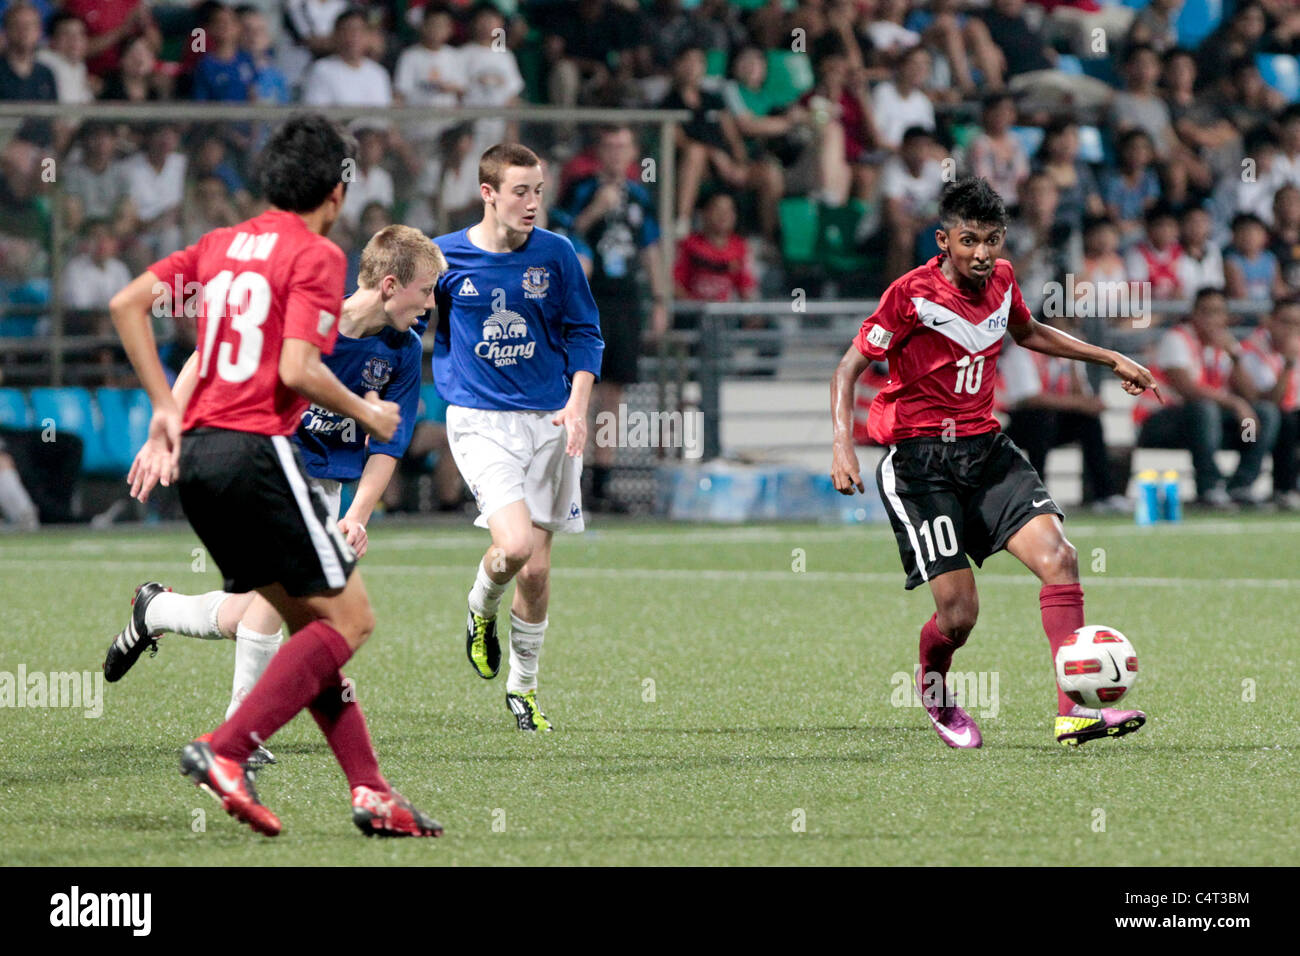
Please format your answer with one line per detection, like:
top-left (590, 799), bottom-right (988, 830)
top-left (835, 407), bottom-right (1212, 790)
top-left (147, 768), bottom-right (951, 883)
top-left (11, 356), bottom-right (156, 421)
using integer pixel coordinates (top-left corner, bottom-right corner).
top-left (351, 786), bottom-right (444, 837)
top-left (180, 734), bottom-right (282, 836)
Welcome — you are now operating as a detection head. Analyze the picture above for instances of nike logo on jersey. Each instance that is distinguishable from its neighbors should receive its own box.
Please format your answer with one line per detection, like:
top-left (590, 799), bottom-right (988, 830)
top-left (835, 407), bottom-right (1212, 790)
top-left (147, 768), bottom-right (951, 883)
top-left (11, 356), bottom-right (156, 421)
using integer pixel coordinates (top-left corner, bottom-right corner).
top-left (1032, 497), bottom-right (1052, 508)
top-left (459, 278), bottom-right (478, 295)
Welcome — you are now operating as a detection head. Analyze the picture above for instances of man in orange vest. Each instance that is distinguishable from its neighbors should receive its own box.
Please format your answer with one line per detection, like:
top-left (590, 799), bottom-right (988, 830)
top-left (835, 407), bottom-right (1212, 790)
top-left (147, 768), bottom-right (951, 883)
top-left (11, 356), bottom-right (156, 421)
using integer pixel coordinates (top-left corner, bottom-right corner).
top-left (1238, 296), bottom-right (1300, 509)
top-left (1135, 287), bottom-right (1280, 508)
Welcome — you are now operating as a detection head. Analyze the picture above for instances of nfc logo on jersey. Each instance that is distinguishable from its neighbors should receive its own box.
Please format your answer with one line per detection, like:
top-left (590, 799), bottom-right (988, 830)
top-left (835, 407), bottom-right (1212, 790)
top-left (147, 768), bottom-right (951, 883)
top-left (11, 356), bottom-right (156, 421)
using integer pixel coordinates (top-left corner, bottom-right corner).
top-left (225, 232), bottom-right (279, 261)
top-left (985, 312), bottom-right (1009, 331)
top-left (474, 310), bottom-right (535, 367)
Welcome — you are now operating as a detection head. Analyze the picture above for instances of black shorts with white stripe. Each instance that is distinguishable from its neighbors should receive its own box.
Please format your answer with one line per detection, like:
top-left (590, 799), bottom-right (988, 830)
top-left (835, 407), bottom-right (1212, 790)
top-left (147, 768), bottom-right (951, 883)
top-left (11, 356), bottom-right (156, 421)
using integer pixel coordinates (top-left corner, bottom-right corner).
top-left (875, 430), bottom-right (1064, 590)
top-left (178, 427), bottom-right (356, 596)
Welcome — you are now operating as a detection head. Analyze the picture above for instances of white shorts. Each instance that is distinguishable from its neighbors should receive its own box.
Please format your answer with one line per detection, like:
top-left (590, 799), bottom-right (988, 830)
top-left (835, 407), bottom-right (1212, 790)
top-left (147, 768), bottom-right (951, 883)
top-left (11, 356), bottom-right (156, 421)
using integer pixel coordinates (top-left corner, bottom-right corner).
top-left (310, 477), bottom-right (343, 519)
top-left (445, 404), bottom-right (585, 533)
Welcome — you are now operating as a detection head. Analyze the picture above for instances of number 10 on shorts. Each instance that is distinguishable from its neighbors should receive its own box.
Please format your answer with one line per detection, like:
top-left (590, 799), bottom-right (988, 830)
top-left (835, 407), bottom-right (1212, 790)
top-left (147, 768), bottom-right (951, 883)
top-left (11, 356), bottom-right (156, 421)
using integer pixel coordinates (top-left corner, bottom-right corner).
top-left (917, 515), bottom-right (959, 562)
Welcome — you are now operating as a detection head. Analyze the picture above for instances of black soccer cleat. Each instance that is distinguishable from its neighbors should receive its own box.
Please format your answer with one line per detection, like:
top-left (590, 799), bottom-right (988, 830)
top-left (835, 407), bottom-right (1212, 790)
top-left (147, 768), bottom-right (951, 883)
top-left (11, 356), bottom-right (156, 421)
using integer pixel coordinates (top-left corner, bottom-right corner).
top-left (103, 582), bottom-right (171, 682)
top-left (506, 690), bottom-right (553, 732)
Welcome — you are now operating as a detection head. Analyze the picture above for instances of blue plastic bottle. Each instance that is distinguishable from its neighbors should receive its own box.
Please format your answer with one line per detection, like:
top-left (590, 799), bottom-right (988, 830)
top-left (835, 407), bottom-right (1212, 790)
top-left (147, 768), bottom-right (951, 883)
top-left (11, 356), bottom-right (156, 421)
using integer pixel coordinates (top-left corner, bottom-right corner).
top-left (1135, 470), bottom-right (1159, 526)
top-left (1162, 470), bottom-right (1181, 522)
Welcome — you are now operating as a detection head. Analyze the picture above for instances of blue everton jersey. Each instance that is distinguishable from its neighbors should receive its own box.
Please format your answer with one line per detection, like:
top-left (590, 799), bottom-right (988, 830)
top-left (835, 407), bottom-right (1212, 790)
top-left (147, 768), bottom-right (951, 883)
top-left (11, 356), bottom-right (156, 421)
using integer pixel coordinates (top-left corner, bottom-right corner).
top-left (431, 226), bottom-right (604, 411)
top-left (293, 324), bottom-right (423, 481)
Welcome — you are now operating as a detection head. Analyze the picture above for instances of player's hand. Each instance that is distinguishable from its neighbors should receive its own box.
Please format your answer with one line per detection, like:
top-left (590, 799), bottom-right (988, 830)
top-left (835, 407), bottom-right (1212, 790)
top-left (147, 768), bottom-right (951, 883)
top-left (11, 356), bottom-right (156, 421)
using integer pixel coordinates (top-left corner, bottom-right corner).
top-left (552, 403), bottom-right (587, 457)
top-left (337, 517), bottom-right (368, 559)
top-left (361, 390), bottom-right (401, 443)
top-left (1111, 352), bottom-right (1160, 402)
top-left (128, 407), bottom-right (182, 502)
top-left (831, 439), bottom-right (864, 495)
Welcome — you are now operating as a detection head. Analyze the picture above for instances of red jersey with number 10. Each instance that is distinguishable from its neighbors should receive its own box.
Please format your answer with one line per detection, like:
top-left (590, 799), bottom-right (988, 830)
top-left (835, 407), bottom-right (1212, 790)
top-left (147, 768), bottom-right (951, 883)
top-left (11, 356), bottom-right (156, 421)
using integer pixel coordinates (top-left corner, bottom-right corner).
top-left (853, 256), bottom-right (1033, 444)
top-left (150, 209), bottom-right (346, 436)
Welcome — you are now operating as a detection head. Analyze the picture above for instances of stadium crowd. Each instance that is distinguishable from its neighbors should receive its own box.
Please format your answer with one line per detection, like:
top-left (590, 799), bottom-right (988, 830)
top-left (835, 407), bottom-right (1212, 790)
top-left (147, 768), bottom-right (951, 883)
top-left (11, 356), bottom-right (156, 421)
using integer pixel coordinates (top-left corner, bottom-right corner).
top-left (0, 0), bottom-right (1297, 524)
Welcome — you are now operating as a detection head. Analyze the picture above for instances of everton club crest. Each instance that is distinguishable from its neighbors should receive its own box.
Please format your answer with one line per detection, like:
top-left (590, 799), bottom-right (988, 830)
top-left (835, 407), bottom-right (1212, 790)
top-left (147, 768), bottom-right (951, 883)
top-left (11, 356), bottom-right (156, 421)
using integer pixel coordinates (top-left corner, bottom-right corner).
top-left (361, 355), bottom-right (392, 389)
top-left (522, 266), bottom-right (550, 299)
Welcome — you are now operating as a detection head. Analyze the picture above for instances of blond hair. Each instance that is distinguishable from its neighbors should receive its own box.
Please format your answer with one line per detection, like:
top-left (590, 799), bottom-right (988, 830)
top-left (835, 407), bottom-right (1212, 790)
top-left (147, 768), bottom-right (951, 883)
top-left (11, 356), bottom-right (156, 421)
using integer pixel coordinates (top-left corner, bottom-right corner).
top-left (358, 225), bottom-right (447, 289)
top-left (478, 142), bottom-right (542, 191)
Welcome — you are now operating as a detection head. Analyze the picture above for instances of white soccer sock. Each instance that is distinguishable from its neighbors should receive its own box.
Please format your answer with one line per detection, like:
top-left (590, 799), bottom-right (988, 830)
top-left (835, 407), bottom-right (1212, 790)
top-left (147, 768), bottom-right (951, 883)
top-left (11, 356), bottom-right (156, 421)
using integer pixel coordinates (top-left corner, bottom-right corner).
top-left (468, 559), bottom-right (507, 619)
top-left (144, 590), bottom-right (228, 639)
top-left (506, 612), bottom-right (546, 695)
top-left (225, 624), bottom-right (283, 720)
top-left (0, 468), bottom-right (37, 527)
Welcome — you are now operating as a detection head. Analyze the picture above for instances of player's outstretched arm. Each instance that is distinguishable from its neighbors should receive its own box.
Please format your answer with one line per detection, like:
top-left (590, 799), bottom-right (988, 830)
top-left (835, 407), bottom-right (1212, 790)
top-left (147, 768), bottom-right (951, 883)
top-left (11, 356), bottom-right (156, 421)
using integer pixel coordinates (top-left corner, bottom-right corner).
top-left (111, 271), bottom-right (183, 488)
top-left (830, 345), bottom-right (870, 494)
top-left (553, 371), bottom-right (595, 457)
top-left (1010, 318), bottom-right (1160, 401)
top-left (279, 338), bottom-right (401, 443)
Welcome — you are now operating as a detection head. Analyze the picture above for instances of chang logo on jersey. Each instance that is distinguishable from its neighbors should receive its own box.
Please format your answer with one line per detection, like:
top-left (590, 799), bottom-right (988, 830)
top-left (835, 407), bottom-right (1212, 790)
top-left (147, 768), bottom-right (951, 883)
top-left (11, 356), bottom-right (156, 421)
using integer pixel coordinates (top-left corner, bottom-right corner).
top-left (360, 356), bottom-right (392, 390)
top-left (475, 310), bottom-right (536, 367)
top-left (300, 404), bottom-right (358, 443)
top-left (522, 266), bottom-right (550, 299)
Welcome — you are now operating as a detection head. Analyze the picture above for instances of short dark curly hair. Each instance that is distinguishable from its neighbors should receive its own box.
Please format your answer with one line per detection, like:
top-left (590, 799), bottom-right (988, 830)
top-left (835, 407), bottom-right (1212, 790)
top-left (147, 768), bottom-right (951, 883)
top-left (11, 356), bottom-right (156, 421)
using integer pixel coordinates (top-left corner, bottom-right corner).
top-left (939, 177), bottom-right (1007, 231)
top-left (257, 113), bottom-right (356, 213)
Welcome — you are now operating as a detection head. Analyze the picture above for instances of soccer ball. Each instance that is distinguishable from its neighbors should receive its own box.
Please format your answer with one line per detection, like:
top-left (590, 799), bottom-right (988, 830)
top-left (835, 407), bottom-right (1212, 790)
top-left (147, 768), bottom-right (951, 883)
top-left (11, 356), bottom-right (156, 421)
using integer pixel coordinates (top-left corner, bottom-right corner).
top-left (1055, 625), bottom-right (1139, 708)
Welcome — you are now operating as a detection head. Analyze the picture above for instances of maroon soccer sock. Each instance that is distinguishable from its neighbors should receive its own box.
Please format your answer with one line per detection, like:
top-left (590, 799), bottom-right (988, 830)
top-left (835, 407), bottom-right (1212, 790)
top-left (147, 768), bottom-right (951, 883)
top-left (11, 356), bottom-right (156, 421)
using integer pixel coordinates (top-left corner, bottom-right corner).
top-left (309, 675), bottom-right (386, 793)
top-left (1040, 583), bottom-right (1085, 714)
top-left (211, 619), bottom-right (354, 764)
top-left (919, 614), bottom-right (962, 703)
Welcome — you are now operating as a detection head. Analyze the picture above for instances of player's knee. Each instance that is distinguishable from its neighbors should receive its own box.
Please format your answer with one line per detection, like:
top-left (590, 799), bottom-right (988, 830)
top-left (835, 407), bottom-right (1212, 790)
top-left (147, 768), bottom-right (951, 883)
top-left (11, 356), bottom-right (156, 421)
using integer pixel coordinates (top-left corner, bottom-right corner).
top-left (1040, 538), bottom-right (1079, 582)
top-left (493, 537), bottom-right (534, 571)
top-left (937, 596), bottom-right (979, 641)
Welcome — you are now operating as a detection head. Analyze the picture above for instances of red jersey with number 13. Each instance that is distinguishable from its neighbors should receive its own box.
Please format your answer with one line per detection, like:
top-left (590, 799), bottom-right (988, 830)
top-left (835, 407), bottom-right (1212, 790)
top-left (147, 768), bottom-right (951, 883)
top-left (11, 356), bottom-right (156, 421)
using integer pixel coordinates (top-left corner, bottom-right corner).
top-left (853, 256), bottom-right (1032, 444)
top-left (150, 209), bottom-right (345, 436)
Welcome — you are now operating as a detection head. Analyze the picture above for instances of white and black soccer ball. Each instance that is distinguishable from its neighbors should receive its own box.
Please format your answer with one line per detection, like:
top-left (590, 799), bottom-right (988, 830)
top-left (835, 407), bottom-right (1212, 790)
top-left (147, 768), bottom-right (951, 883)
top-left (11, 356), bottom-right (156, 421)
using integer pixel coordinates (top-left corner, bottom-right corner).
top-left (1055, 625), bottom-right (1139, 708)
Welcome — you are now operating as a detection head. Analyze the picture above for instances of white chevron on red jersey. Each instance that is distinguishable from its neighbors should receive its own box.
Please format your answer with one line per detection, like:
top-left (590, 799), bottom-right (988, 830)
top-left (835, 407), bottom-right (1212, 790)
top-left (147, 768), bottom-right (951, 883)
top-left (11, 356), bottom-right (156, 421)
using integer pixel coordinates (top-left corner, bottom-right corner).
top-left (853, 255), bottom-right (1033, 444)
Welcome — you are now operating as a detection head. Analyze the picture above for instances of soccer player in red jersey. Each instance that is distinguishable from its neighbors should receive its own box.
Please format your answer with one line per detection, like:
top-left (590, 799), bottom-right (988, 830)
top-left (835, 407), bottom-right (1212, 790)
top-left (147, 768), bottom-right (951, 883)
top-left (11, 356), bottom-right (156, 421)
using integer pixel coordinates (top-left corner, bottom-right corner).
top-left (109, 114), bottom-right (442, 836)
top-left (830, 177), bottom-right (1159, 748)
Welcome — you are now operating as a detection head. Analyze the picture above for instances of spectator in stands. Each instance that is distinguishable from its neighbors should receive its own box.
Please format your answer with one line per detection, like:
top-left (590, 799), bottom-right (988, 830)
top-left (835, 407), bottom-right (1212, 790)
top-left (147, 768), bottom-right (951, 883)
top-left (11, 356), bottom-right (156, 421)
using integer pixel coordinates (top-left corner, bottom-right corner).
top-left (1102, 129), bottom-right (1161, 246)
top-left (409, 122), bottom-right (481, 236)
top-left (663, 46), bottom-right (784, 242)
top-left (59, 218), bottom-right (131, 333)
top-left (1239, 296), bottom-right (1300, 508)
top-left (99, 33), bottom-right (166, 101)
top-left (460, 5), bottom-right (525, 152)
top-left (881, 125), bottom-right (943, 280)
top-left (1176, 204), bottom-right (1226, 295)
top-left (1127, 0), bottom-right (1182, 55)
top-left (1275, 105), bottom-right (1300, 188)
top-left (1270, 183), bottom-right (1300, 290)
top-left (1078, 215), bottom-right (1129, 291)
top-left (1035, 117), bottom-right (1104, 232)
top-left (393, 6), bottom-right (464, 148)
top-left (339, 125), bottom-right (394, 238)
top-left (967, 92), bottom-right (1029, 208)
top-left (1221, 126), bottom-right (1287, 229)
top-left (284, 0), bottom-right (347, 59)
top-left (1035, 0), bottom-right (1136, 60)
top-left (1164, 47), bottom-right (1240, 187)
top-left (1196, 1), bottom-right (1270, 91)
top-left (870, 44), bottom-right (936, 151)
top-left (795, 44), bottom-right (881, 208)
top-left (1224, 212), bottom-right (1286, 302)
top-left (118, 122), bottom-right (186, 270)
top-left (535, 0), bottom-right (650, 116)
top-left (191, 133), bottom-right (250, 211)
top-left (559, 123), bottom-right (668, 509)
top-left (862, 0), bottom-right (922, 61)
top-left (344, 200), bottom-right (394, 291)
top-left (972, 0), bottom-right (1113, 108)
top-left (61, 121), bottom-right (130, 236)
top-left (1215, 56), bottom-right (1287, 137)
top-left (0, 2), bottom-right (57, 151)
top-left (1000, 330), bottom-right (1128, 512)
top-left (193, 2), bottom-right (254, 101)
top-left (238, 4), bottom-right (289, 104)
top-left (1005, 171), bottom-right (1081, 313)
top-left (0, 435), bottom-right (39, 530)
top-left (37, 11), bottom-right (94, 104)
top-left (903, 0), bottom-right (980, 99)
top-left (1113, 44), bottom-right (1177, 159)
top-left (63, 0), bottom-right (160, 80)
top-left (1125, 203), bottom-right (1186, 300)
top-left (674, 191), bottom-right (757, 303)
top-left (722, 45), bottom-right (814, 173)
top-left (302, 7), bottom-right (391, 107)
top-left (1136, 287), bottom-right (1280, 507)
top-left (182, 172), bottom-right (241, 246)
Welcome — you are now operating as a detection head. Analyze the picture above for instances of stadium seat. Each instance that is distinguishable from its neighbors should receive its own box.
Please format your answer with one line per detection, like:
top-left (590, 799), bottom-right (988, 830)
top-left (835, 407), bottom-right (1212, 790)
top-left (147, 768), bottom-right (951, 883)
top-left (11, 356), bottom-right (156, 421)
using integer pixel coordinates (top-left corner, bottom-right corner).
top-left (1257, 54), bottom-right (1300, 103)
top-left (1175, 0), bottom-right (1223, 48)
top-left (705, 48), bottom-right (728, 77)
top-left (419, 383), bottom-right (448, 424)
top-left (819, 200), bottom-right (872, 274)
top-left (28, 387), bottom-right (114, 476)
top-left (0, 387), bottom-right (31, 428)
top-left (763, 51), bottom-right (813, 108)
top-left (1010, 125), bottom-right (1045, 159)
top-left (95, 388), bottom-right (151, 475)
top-left (778, 197), bottom-right (820, 266)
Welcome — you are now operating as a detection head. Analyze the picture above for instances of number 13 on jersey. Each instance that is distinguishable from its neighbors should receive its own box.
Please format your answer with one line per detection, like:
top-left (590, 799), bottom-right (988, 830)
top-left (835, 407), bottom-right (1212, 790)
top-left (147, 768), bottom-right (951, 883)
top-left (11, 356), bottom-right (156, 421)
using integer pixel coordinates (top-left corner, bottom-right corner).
top-left (198, 269), bottom-right (272, 384)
